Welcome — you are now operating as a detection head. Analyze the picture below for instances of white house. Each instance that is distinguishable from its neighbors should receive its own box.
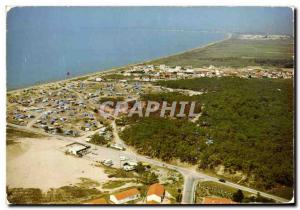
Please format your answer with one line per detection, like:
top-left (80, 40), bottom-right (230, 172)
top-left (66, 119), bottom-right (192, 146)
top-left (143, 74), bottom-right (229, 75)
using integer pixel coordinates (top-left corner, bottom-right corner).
top-left (123, 72), bottom-right (131, 76)
top-left (174, 66), bottom-right (182, 71)
top-left (110, 188), bottom-right (141, 204)
top-left (186, 68), bottom-right (194, 73)
top-left (95, 77), bottom-right (102, 82)
top-left (65, 142), bottom-right (90, 156)
top-left (146, 183), bottom-right (165, 204)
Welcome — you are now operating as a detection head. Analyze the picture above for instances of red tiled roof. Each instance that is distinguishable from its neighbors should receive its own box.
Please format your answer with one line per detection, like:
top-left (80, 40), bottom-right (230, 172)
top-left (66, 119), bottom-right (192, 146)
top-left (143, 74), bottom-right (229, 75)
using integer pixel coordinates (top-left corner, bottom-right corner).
top-left (203, 197), bottom-right (237, 204)
top-left (84, 197), bottom-right (108, 204)
top-left (147, 200), bottom-right (160, 204)
top-left (147, 183), bottom-right (165, 197)
top-left (113, 188), bottom-right (140, 200)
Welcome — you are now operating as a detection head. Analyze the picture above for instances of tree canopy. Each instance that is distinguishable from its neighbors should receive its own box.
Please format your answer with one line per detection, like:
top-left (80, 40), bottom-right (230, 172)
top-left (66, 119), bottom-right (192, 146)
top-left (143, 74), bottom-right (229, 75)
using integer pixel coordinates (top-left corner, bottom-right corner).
top-left (121, 77), bottom-right (293, 191)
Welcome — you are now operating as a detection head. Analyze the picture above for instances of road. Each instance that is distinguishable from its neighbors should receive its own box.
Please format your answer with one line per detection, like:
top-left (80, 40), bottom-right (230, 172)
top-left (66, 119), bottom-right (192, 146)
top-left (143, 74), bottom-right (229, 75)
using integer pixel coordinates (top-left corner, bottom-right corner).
top-left (182, 176), bottom-right (198, 204)
top-left (111, 121), bottom-right (124, 145)
top-left (7, 123), bottom-right (290, 204)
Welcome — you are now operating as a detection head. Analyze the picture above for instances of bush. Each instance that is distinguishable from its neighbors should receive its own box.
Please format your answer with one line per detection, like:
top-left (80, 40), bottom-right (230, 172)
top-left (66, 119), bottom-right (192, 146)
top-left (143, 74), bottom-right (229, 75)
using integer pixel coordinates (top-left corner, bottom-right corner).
top-left (89, 133), bottom-right (106, 145)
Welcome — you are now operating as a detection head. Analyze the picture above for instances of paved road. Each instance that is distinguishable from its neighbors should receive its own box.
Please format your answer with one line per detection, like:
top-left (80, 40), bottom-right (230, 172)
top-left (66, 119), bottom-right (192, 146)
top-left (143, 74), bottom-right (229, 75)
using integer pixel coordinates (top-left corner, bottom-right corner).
top-left (182, 176), bottom-right (197, 204)
top-left (7, 123), bottom-right (291, 204)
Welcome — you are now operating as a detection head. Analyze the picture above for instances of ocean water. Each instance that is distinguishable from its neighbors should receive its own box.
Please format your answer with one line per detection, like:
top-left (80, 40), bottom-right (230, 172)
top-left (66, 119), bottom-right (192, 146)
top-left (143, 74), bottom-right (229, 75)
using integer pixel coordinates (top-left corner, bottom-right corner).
top-left (7, 28), bottom-right (225, 90)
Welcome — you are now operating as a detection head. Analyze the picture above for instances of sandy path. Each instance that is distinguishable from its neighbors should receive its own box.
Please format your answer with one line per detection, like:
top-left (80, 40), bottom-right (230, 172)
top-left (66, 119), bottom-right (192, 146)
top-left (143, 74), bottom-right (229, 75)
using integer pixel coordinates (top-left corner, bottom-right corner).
top-left (7, 137), bottom-right (108, 191)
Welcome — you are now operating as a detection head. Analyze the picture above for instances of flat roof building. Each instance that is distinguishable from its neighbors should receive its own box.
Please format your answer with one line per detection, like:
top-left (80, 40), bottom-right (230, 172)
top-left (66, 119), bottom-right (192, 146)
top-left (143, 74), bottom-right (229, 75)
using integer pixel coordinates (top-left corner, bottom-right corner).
top-left (65, 142), bottom-right (90, 157)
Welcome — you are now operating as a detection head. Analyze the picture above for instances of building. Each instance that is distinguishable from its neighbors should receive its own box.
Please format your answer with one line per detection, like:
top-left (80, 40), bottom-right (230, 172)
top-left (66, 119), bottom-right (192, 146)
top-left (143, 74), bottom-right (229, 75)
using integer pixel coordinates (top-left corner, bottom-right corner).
top-left (123, 165), bottom-right (135, 171)
top-left (95, 77), bottom-right (102, 82)
top-left (146, 183), bottom-right (165, 204)
top-left (84, 197), bottom-right (108, 204)
top-left (110, 143), bottom-right (125, 151)
top-left (110, 188), bottom-right (141, 204)
top-left (202, 197), bottom-right (237, 204)
top-left (64, 142), bottom-right (90, 157)
top-left (122, 160), bottom-right (138, 171)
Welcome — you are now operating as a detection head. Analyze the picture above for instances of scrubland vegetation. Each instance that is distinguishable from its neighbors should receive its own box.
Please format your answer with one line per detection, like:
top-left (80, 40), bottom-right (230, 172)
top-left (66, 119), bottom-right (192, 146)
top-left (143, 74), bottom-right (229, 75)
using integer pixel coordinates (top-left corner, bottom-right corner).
top-left (120, 77), bottom-right (293, 199)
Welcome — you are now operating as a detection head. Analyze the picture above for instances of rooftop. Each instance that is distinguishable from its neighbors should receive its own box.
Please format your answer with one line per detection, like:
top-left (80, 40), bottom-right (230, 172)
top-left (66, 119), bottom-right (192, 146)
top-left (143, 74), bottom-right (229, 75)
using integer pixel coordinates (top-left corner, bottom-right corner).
top-left (147, 183), bottom-right (165, 197)
top-left (113, 188), bottom-right (140, 201)
top-left (203, 197), bottom-right (237, 204)
top-left (65, 142), bottom-right (89, 151)
top-left (84, 197), bottom-right (108, 204)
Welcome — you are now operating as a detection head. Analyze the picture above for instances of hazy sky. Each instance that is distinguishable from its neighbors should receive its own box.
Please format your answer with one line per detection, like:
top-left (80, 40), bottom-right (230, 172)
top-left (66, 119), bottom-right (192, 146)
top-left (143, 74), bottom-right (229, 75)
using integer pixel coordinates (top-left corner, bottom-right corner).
top-left (7, 7), bottom-right (294, 35)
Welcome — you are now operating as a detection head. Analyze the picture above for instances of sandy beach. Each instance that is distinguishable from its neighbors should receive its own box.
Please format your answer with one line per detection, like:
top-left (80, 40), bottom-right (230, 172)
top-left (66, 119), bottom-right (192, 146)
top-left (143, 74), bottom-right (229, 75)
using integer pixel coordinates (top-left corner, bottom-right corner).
top-left (7, 137), bottom-right (108, 191)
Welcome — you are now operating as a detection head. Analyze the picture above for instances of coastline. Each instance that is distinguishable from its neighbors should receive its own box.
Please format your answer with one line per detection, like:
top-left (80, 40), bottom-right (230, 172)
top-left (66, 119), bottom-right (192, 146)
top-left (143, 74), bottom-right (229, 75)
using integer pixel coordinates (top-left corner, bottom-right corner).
top-left (7, 33), bottom-right (231, 94)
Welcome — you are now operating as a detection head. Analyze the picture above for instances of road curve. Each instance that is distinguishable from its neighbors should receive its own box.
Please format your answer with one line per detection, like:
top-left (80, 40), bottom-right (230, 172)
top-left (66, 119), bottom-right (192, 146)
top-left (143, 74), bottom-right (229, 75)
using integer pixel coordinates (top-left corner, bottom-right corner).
top-left (7, 123), bottom-right (291, 204)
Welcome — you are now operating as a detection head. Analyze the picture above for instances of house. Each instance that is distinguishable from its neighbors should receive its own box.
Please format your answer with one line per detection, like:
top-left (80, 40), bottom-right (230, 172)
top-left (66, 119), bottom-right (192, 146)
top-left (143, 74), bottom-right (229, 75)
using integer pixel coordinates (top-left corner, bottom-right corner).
top-left (95, 77), bottom-right (102, 82)
top-left (110, 188), bottom-right (141, 204)
top-left (84, 197), bottom-right (108, 204)
top-left (202, 197), bottom-right (237, 204)
top-left (65, 142), bottom-right (90, 157)
top-left (159, 64), bottom-right (168, 71)
top-left (123, 72), bottom-right (131, 76)
top-left (186, 68), bottom-right (194, 74)
top-left (146, 183), bottom-right (165, 204)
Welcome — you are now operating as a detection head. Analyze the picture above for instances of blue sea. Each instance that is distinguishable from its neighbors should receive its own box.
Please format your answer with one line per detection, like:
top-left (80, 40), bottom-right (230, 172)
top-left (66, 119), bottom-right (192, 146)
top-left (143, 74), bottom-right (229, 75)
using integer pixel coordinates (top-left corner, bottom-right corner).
top-left (7, 7), bottom-right (293, 90)
top-left (7, 28), bottom-right (225, 90)
top-left (6, 7), bottom-right (244, 90)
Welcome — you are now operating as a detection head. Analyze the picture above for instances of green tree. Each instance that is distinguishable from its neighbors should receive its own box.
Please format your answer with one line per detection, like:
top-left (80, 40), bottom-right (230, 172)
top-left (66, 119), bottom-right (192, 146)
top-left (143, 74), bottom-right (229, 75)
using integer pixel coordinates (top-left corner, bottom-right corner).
top-left (135, 162), bottom-right (146, 174)
top-left (139, 172), bottom-right (158, 185)
top-left (89, 133), bottom-right (106, 145)
top-left (232, 189), bottom-right (244, 202)
top-left (176, 191), bottom-right (182, 203)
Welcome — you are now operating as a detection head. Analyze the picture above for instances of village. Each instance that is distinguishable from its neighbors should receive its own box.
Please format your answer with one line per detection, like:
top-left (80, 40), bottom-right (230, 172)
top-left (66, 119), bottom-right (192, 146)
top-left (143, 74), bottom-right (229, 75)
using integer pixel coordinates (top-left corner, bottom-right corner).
top-left (7, 63), bottom-right (293, 136)
top-left (6, 63), bottom-right (293, 205)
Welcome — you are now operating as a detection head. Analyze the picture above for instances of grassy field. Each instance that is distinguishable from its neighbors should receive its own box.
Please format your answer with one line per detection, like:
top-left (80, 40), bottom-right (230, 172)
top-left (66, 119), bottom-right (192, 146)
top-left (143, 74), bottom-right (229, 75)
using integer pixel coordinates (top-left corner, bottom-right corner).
top-left (102, 180), bottom-right (127, 189)
top-left (7, 186), bottom-right (104, 204)
top-left (146, 38), bottom-right (294, 68)
top-left (6, 126), bottom-right (47, 145)
top-left (195, 181), bottom-right (239, 202)
top-left (195, 181), bottom-right (275, 204)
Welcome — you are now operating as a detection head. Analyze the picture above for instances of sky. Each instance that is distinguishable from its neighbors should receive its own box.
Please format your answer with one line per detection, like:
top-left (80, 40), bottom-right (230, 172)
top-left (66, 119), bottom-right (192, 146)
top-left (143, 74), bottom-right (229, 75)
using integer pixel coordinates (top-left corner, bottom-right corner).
top-left (7, 7), bottom-right (294, 35)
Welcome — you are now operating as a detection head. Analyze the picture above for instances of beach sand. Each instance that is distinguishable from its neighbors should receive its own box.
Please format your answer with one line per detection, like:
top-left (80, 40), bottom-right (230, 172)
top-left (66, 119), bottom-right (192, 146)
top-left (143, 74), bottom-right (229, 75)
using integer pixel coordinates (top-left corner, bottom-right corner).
top-left (7, 137), bottom-right (108, 191)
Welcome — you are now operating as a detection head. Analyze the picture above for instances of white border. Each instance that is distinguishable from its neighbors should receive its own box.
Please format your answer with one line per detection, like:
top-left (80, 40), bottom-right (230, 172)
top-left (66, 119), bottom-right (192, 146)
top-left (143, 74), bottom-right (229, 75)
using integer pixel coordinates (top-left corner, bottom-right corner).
top-left (1, 1), bottom-right (298, 210)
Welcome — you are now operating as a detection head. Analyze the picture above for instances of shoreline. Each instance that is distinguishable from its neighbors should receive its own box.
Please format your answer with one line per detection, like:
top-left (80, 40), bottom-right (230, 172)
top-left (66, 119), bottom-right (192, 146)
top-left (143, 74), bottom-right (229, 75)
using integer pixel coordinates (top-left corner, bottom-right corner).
top-left (7, 33), bottom-right (231, 94)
